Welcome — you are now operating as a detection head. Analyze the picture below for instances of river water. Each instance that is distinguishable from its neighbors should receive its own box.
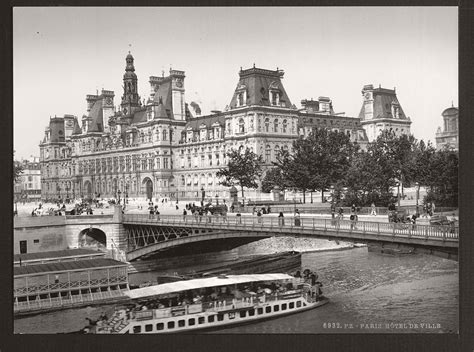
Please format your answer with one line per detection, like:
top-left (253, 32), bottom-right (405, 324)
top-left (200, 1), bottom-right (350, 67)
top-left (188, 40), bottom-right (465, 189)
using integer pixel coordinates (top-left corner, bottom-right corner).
top-left (14, 247), bottom-right (458, 334)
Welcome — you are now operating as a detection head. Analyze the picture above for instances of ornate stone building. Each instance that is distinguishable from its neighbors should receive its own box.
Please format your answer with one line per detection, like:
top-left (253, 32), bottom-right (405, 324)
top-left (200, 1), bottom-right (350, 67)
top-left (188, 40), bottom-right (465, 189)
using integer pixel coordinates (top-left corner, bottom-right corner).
top-left (358, 84), bottom-right (411, 141)
top-left (435, 105), bottom-right (458, 151)
top-left (40, 53), bottom-right (413, 202)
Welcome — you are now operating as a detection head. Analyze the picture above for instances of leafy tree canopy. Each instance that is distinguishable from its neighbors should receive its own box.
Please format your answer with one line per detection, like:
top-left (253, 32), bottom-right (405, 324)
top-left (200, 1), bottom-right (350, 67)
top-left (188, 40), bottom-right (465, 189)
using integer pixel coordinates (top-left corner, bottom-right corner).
top-left (216, 147), bottom-right (264, 198)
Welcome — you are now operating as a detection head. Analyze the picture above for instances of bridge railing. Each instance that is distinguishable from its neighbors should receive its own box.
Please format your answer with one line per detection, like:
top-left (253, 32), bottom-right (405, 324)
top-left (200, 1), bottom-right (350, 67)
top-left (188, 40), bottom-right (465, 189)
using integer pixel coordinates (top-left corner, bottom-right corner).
top-left (123, 214), bottom-right (458, 242)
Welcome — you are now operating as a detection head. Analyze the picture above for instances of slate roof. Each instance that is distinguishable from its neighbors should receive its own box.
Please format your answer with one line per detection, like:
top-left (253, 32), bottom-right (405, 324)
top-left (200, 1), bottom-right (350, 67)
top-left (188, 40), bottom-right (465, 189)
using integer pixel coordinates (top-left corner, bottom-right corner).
top-left (130, 108), bottom-right (148, 124)
top-left (88, 99), bottom-right (104, 132)
top-left (185, 114), bottom-right (225, 131)
top-left (229, 67), bottom-right (293, 109)
top-left (442, 107), bottom-right (458, 116)
top-left (358, 87), bottom-right (408, 120)
top-left (152, 79), bottom-right (173, 118)
top-left (14, 258), bottom-right (127, 277)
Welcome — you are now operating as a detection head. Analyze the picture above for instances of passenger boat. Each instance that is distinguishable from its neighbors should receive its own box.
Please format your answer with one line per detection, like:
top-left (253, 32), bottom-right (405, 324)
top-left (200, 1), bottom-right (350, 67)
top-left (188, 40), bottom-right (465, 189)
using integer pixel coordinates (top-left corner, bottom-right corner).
top-left (93, 273), bottom-right (328, 334)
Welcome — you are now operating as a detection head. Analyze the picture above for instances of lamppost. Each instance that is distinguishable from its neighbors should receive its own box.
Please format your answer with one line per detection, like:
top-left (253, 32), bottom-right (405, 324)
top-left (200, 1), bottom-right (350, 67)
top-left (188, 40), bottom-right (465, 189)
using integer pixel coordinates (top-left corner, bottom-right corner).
top-left (201, 186), bottom-right (205, 206)
top-left (415, 182), bottom-right (420, 216)
top-left (65, 184), bottom-right (69, 200)
top-left (125, 183), bottom-right (129, 204)
top-left (117, 189), bottom-right (122, 204)
top-left (215, 193), bottom-right (219, 205)
top-left (396, 181), bottom-right (401, 208)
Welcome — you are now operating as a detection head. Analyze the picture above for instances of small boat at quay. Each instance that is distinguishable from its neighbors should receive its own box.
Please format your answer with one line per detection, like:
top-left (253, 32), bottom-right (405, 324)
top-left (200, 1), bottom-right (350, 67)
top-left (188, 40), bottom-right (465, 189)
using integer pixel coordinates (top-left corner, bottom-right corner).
top-left (89, 273), bottom-right (328, 334)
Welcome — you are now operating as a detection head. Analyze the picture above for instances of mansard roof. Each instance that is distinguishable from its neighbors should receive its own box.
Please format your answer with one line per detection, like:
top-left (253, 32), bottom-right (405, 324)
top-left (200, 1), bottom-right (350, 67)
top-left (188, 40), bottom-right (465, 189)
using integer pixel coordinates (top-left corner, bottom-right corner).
top-left (185, 114), bottom-right (225, 131)
top-left (151, 78), bottom-right (173, 118)
top-left (88, 99), bottom-right (104, 132)
top-left (229, 67), bottom-right (293, 109)
top-left (358, 87), bottom-right (408, 121)
top-left (72, 118), bottom-right (82, 135)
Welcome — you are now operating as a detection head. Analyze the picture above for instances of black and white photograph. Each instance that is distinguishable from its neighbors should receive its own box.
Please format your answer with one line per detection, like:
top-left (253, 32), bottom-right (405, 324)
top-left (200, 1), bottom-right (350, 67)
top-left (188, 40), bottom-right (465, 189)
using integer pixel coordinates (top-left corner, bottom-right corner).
top-left (12, 6), bottom-right (460, 341)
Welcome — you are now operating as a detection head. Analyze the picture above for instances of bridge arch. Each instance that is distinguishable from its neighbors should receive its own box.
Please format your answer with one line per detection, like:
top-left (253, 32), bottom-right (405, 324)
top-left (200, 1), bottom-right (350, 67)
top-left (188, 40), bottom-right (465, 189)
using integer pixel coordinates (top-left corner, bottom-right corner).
top-left (78, 227), bottom-right (107, 249)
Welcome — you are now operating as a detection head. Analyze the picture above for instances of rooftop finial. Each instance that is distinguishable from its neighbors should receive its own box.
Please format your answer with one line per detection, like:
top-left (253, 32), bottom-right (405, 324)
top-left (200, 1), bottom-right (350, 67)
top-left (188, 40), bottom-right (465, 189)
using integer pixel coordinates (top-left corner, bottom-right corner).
top-left (451, 100), bottom-right (454, 107)
top-left (253, 63), bottom-right (255, 68)
top-left (379, 84), bottom-right (381, 88)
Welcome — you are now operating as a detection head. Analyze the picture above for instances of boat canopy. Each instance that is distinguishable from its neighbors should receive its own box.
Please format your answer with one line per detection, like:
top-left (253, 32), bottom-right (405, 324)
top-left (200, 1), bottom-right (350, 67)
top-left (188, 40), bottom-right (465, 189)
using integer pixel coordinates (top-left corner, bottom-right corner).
top-left (125, 274), bottom-right (294, 300)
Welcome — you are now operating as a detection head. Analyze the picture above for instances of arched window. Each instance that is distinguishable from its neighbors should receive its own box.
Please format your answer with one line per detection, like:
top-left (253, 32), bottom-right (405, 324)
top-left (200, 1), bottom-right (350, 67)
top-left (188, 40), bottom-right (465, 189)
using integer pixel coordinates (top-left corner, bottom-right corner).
top-left (274, 145), bottom-right (280, 160)
top-left (238, 118), bottom-right (245, 133)
top-left (274, 119), bottom-right (279, 133)
top-left (162, 129), bottom-right (168, 141)
top-left (264, 118), bottom-right (270, 132)
top-left (282, 119), bottom-right (287, 133)
top-left (181, 175), bottom-right (185, 186)
top-left (265, 145), bottom-right (271, 163)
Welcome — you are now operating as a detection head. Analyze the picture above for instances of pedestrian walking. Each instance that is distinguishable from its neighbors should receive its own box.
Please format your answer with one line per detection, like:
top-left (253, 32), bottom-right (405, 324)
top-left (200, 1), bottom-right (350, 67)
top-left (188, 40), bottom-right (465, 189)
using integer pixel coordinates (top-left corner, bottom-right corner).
top-left (236, 211), bottom-right (242, 224)
top-left (183, 209), bottom-right (187, 221)
top-left (278, 212), bottom-right (285, 226)
top-left (370, 203), bottom-right (377, 216)
top-left (294, 209), bottom-right (301, 226)
top-left (257, 210), bottom-right (262, 224)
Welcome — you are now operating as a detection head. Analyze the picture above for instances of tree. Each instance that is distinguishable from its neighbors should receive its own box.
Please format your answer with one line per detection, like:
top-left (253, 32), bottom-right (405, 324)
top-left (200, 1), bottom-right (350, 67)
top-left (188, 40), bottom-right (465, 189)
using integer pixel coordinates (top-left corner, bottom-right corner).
top-left (423, 146), bottom-right (458, 207)
top-left (261, 167), bottom-right (286, 193)
top-left (343, 130), bottom-right (419, 206)
top-left (216, 147), bottom-right (264, 198)
top-left (275, 129), bottom-right (357, 203)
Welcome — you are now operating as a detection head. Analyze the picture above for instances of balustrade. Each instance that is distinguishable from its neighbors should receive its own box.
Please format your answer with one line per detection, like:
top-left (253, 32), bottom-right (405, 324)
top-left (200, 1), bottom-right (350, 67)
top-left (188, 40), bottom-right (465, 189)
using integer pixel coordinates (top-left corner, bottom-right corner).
top-left (123, 214), bottom-right (458, 249)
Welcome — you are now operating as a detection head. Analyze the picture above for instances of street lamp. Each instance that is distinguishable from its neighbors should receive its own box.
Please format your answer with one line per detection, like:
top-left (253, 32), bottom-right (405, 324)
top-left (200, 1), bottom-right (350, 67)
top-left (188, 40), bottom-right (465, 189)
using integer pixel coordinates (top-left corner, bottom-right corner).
top-left (201, 186), bottom-right (205, 206)
top-left (394, 180), bottom-right (401, 208)
top-left (215, 193), bottom-right (219, 205)
top-left (415, 182), bottom-right (420, 216)
top-left (117, 189), bottom-right (122, 204)
top-left (125, 183), bottom-right (129, 204)
top-left (65, 184), bottom-right (69, 199)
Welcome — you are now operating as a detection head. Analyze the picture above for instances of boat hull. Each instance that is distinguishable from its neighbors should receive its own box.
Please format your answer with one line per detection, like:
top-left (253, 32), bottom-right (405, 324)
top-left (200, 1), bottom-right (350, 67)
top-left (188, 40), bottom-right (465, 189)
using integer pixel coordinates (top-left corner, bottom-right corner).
top-left (116, 297), bottom-right (329, 334)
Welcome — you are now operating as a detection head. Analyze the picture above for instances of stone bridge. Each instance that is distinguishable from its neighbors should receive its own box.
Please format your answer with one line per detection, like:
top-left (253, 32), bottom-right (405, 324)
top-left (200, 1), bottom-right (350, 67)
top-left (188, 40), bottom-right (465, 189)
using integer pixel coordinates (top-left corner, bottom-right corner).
top-left (14, 207), bottom-right (459, 261)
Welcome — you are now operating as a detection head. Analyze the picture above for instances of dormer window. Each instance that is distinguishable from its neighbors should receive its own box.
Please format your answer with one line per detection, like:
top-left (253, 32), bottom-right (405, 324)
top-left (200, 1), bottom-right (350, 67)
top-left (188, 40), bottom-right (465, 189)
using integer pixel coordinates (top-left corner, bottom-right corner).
top-left (236, 84), bottom-right (247, 107)
top-left (238, 93), bottom-right (244, 106)
top-left (274, 119), bottom-right (279, 133)
top-left (271, 91), bottom-right (279, 105)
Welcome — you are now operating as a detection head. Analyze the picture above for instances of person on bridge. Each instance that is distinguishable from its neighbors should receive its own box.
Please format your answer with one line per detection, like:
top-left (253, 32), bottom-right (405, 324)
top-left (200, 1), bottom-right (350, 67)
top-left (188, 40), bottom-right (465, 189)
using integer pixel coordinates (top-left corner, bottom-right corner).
top-left (370, 203), bottom-right (377, 216)
top-left (183, 209), bottom-right (187, 221)
top-left (294, 209), bottom-right (301, 226)
top-left (257, 210), bottom-right (262, 224)
top-left (278, 212), bottom-right (285, 226)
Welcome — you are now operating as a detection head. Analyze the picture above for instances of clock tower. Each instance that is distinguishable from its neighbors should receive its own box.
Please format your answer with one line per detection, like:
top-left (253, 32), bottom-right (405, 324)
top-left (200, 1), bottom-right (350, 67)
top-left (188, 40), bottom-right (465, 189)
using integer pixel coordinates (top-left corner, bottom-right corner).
top-left (121, 52), bottom-right (141, 117)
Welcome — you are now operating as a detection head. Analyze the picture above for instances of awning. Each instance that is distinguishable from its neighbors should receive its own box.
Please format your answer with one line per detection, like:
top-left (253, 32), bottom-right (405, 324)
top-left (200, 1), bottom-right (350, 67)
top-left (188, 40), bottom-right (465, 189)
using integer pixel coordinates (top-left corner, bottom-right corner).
top-left (125, 274), bottom-right (293, 300)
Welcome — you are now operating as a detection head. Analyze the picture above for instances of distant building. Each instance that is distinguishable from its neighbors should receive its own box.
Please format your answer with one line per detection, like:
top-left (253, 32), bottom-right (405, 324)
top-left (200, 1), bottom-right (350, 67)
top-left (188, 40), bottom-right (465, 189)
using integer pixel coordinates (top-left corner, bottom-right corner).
top-left (14, 157), bottom-right (41, 203)
top-left (39, 53), bottom-right (412, 202)
top-left (435, 105), bottom-right (458, 151)
top-left (358, 84), bottom-right (412, 141)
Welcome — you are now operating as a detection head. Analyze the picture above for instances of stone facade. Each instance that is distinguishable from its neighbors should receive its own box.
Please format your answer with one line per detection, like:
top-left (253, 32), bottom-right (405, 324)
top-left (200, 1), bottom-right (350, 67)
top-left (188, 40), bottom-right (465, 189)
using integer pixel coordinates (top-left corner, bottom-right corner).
top-left (435, 105), bottom-right (458, 151)
top-left (39, 53), bottom-right (413, 203)
top-left (358, 84), bottom-right (412, 141)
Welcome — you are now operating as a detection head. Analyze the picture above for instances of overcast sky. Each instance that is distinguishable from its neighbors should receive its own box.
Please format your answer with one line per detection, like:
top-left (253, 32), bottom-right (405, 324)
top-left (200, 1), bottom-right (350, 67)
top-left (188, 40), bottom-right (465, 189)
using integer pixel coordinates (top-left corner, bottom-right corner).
top-left (13, 7), bottom-right (457, 160)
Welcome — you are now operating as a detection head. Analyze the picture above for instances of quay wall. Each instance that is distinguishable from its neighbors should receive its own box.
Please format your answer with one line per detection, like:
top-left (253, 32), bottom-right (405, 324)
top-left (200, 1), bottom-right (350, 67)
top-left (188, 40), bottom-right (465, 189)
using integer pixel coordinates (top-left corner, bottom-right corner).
top-left (14, 208), bottom-right (126, 255)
